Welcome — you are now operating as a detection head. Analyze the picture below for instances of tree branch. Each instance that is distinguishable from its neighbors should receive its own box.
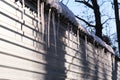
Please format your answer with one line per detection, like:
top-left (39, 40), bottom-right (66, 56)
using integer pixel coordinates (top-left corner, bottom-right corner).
top-left (66, 0), bottom-right (70, 5)
top-left (75, 0), bottom-right (93, 9)
top-left (75, 15), bottom-right (95, 27)
top-left (102, 18), bottom-right (115, 25)
top-left (100, 1), bottom-right (108, 6)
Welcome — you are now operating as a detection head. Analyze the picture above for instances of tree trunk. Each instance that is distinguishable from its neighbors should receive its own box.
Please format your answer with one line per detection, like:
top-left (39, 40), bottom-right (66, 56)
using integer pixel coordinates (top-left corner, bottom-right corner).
top-left (91, 0), bottom-right (102, 38)
top-left (114, 0), bottom-right (120, 55)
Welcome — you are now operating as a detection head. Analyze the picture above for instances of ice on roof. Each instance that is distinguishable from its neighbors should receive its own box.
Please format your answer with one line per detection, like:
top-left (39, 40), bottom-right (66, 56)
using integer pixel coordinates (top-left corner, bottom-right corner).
top-left (58, 2), bottom-right (78, 25)
top-left (90, 33), bottom-right (114, 54)
top-left (46, 0), bottom-right (114, 54)
top-left (46, 0), bottom-right (78, 26)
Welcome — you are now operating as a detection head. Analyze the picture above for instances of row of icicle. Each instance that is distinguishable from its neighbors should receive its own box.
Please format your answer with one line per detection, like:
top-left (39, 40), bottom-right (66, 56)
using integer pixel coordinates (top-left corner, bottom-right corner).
top-left (16, 0), bottom-right (87, 56)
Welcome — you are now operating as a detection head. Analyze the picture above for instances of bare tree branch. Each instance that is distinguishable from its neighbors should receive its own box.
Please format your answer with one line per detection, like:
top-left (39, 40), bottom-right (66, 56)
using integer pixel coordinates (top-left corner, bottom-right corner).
top-left (87, 0), bottom-right (90, 3)
top-left (66, 0), bottom-right (70, 5)
top-left (100, 1), bottom-right (109, 6)
top-left (101, 14), bottom-right (111, 17)
top-left (75, 0), bottom-right (93, 9)
top-left (75, 15), bottom-right (95, 27)
top-left (61, 0), bottom-right (64, 2)
top-left (102, 18), bottom-right (115, 25)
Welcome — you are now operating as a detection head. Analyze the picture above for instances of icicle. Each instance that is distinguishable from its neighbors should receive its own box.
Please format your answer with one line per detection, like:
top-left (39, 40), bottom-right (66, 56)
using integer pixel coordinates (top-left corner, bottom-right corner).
top-left (68, 23), bottom-right (70, 46)
top-left (21, 0), bottom-right (25, 41)
top-left (57, 14), bottom-right (60, 37)
top-left (22, 0), bottom-right (25, 18)
top-left (41, 2), bottom-right (45, 41)
top-left (16, 0), bottom-right (22, 7)
top-left (93, 39), bottom-right (96, 50)
top-left (70, 26), bottom-right (73, 41)
top-left (77, 29), bottom-right (80, 49)
top-left (37, 0), bottom-right (40, 19)
top-left (37, 0), bottom-right (40, 41)
top-left (100, 48), bottom-right (103, 63)
top-left (85, 36), bottom-right (88, 60)
top-left (112, 55), bottom-right (115, 70)
top-left (47, 9), bottom-right (51, 47)
top-left (52, 12), bottom-right (57, 55)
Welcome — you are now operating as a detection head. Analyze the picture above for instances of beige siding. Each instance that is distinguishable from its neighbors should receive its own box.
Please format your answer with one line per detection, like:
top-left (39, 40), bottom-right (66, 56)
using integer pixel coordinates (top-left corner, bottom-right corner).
top-left (0, 0), bottom-right (114, 80)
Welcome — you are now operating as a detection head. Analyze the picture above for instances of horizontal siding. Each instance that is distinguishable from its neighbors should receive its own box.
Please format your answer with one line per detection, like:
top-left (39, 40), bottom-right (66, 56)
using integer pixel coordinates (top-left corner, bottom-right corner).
top-left (0, 0), bottom-right (114, 80)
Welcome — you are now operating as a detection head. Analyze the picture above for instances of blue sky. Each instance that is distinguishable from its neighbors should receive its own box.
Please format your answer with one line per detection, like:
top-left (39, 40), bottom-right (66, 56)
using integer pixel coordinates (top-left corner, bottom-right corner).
top-left (58, 0), bottom-right (119, 51)
top-left (59, 0), bottom-right (117, 37)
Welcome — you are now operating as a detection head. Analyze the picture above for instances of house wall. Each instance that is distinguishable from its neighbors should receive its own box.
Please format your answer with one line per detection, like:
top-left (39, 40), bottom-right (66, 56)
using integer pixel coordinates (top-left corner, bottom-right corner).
top-left (116, 60), bottom-right (120, 80)
top-left (0, 0), bottom-right (114, 80)
top-left (112, 56), bottom-right (120, 80)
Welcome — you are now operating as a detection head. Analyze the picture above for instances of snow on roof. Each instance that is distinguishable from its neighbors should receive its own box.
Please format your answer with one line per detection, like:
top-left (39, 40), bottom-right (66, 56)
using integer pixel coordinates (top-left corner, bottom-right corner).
top-left (78, 25), bottom-right (89, 34)
top-left (46, 0), bottom-right (78, 26)
top-left (46, 0), bottom-right (114, 54)
top-left (58, 2), bottom-right (78, 26)
top-left (90, 34), bottom-right (113, 52)
top-left (78, 25), bottom-right (114, 53)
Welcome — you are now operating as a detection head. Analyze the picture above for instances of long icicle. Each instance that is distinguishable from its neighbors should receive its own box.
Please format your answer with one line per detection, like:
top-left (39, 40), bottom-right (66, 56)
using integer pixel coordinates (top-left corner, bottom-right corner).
top-left (85, 36), bottom-right (88, 60)
top-left (52, 12), bottom-right (57, 55)
top-left (47, 9), bottom-right (51, 47)
top-left (21, 0), bottom-right (25, 41)
top-left (57, 14), bottom-right (60, 37)
top-left (41, 2), bottom-right (45, 41)
top-left (77, 29), bottom-right (80, 49)
top-left (112, 55), bottom-right (115, 70)
top-left (37, 0), bottom-right (40, 42)
top-left (22, 0), bottom-right (25, 18)
top-left (102, 48), bottom-right (105, 65)
top-left (68, 23), bottom-right (70, 46)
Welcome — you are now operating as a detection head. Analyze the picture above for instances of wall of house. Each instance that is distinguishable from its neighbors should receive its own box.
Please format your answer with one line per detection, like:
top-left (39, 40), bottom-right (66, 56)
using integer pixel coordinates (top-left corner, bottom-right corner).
top-left (0, 0), bottom-right (114, 80)
top-left (111, 56), bottom-right (120, 80)
top-left (116, 60), bottom-right (120, 80)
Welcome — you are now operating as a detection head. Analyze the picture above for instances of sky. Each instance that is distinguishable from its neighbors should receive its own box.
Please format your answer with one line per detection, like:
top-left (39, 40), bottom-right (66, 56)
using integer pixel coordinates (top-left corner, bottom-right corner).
top-left (60, 0), bottom-right (116, 36)
top-left (59, 0), bottom-right (118, 53)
